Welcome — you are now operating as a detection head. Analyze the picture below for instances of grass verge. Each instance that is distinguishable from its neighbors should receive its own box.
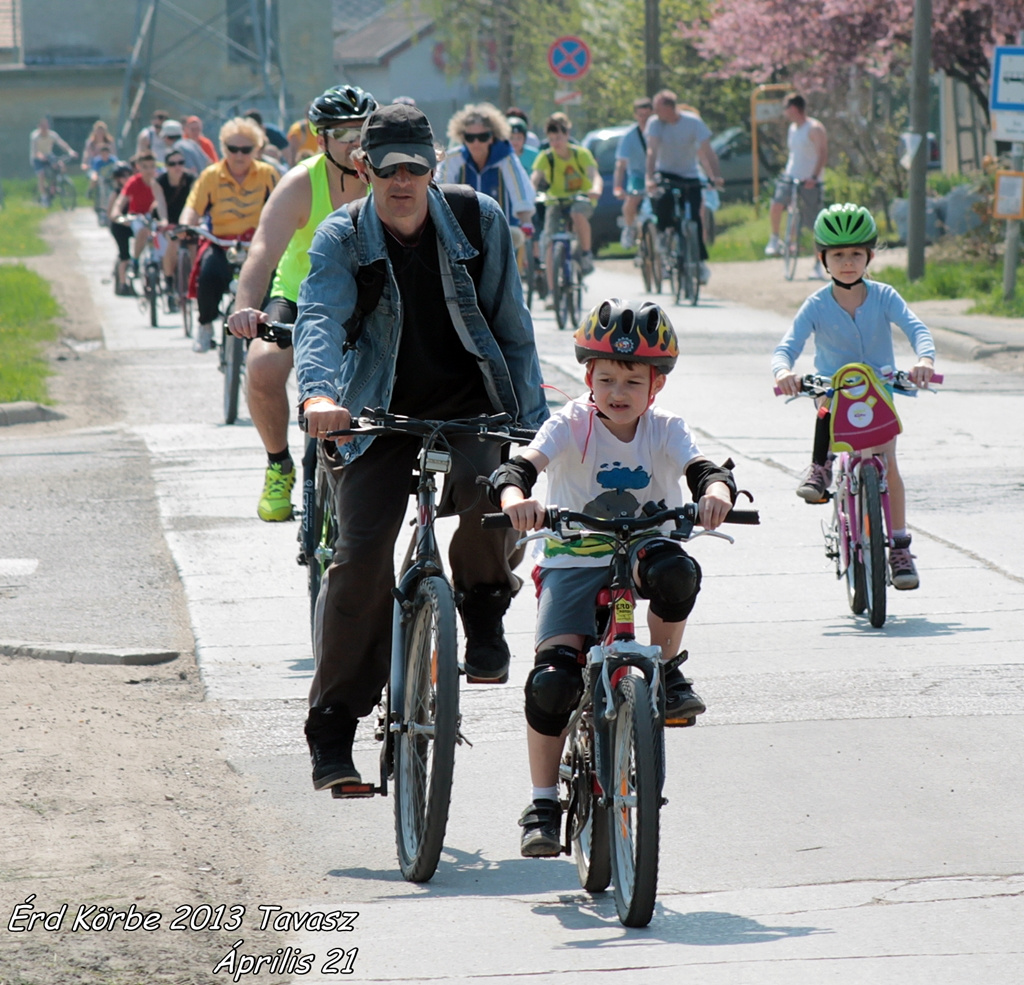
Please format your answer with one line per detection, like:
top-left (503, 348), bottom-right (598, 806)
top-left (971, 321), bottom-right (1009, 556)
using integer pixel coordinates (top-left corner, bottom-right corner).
top-left (871, 260), bottom-right (1024, 319)
top-left (0, 197), bottom-right (49, 257)
top-left (0, 264), bottom-right (62, 404)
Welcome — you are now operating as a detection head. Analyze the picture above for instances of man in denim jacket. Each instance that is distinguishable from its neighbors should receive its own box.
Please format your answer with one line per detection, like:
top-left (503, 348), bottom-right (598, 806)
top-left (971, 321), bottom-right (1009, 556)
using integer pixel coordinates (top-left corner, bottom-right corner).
top-left (294, 103), bottom-right (548, 791)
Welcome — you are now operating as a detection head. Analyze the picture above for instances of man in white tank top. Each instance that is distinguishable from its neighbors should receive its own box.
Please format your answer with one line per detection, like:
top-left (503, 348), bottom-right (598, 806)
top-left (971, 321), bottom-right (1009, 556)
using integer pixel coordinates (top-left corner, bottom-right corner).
top-left (765, 93), bottom-right (828, 275)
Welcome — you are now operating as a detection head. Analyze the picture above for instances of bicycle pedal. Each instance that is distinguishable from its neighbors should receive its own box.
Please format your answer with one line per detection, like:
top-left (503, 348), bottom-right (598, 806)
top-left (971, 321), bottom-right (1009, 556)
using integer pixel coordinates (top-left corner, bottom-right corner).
top-left (330, 782), bottom-right (378, 799)
top-left (664, 715), bottom-right (697, 728)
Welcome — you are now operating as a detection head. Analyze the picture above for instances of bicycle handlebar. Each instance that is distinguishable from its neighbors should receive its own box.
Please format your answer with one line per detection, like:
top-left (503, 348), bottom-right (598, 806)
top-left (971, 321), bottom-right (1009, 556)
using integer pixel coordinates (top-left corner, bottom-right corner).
top-left (774, 369), bottom-right (944, 398)
top-left (171, 225), bottom-right (250, 250)
top-left (481, 502), bottom-right (759, 532)
top-left (325, 409), bottom-right (536, 444)
top-left (257, 321), bottom-right (293, 346)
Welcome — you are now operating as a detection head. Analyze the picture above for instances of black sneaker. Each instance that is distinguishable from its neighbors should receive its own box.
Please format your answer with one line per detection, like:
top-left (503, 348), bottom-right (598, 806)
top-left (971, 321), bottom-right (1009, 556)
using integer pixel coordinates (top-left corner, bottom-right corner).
top-left (519, 799), bottom-right (562, 857)
top-left (663, 651), bottom-right (706, 726)
top-left (304, 706), bottom-right (360, 790)
top-left (459, 583), bottom-right (513, 682)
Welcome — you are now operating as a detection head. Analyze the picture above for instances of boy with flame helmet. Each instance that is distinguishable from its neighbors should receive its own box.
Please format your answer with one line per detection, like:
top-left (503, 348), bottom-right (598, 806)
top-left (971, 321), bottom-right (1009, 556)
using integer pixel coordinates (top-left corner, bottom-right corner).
top-left (491, 298), bottom-right (742, 857)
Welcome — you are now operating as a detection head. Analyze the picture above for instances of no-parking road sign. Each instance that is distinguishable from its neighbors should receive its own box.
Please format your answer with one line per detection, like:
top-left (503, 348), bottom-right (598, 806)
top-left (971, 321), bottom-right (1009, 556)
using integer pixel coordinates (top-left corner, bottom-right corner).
top-left (548, 36), bottom-right (591, 81)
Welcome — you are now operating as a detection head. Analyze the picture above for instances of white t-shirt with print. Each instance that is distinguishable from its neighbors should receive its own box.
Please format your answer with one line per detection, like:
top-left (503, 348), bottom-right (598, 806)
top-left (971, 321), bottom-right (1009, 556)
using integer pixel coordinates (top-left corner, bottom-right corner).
top-left (529, 399), bottom-right (703, 568)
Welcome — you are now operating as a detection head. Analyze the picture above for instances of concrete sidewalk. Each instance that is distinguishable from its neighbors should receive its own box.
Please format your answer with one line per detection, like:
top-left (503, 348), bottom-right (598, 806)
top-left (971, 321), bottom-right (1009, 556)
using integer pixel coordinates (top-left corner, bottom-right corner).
top-left (907, 298), bottom-right (1024, 362)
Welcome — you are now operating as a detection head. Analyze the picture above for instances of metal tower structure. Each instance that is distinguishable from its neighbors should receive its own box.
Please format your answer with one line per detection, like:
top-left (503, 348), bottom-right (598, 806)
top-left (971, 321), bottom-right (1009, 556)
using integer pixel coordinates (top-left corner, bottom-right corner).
top-left (116, 0), bottom-right (288, 154)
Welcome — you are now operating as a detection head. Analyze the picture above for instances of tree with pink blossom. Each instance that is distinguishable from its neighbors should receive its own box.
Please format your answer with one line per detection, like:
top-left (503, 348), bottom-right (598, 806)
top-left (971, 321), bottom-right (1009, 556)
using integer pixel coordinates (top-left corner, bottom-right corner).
top-left (683, 0), bottom-right (1024, 121)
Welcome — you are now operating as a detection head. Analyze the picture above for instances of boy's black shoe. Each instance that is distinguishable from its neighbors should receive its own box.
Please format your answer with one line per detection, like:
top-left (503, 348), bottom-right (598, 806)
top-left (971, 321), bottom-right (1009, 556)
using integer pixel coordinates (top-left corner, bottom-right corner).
top-left (663, 651), bottom-right (706, 726)
top-left (519, 799), bottom-right (562, 857)
top-left (304, 706), bottom-right (360, 790)
top-left (459, 583), bottom-right (512, 682)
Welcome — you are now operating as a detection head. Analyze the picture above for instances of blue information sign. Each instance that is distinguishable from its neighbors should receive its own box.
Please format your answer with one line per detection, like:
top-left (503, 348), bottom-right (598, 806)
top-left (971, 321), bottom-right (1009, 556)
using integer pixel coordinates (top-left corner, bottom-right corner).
top-left (548, 37), bottom-right (591, 81)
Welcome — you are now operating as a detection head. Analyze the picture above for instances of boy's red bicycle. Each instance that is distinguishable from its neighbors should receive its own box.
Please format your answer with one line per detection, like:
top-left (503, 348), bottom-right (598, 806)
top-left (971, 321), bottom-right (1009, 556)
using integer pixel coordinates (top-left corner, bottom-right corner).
top-left (485, 498), bottom-right (758, 926)
top-left (778, 363), bottom-right (942, 627)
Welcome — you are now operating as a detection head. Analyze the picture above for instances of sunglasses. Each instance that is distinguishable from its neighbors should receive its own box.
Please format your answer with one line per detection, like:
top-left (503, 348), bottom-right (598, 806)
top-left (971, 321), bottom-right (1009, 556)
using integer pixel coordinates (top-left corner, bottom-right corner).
top-left (325, 128), bottom-right (362, 143)
top-left (166, 159), bottom-right (186, 166)
top-left (225, 144), bottom-right (255, 155)
top-left (463, 131), bottom-right (492, 143)
top-left (368, 161), bottom-right (432, 179)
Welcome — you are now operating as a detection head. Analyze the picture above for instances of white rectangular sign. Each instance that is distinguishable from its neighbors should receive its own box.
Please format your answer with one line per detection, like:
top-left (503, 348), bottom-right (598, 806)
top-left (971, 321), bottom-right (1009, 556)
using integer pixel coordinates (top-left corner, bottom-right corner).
top-left (991, 46), bottom-right (1024, 112)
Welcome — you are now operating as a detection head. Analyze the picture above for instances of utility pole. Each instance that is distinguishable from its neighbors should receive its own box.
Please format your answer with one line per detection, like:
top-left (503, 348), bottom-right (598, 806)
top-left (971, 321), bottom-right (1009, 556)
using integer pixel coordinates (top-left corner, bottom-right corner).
top-left (644, 0), bottom-right (660, 97)
top-left (907, 0), bottom-right (932, 281)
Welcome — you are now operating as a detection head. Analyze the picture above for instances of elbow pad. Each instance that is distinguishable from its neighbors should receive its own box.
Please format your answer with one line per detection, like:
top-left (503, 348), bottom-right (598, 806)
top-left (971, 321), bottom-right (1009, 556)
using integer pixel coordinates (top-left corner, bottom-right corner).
top-left (487, 455), bottom-right (538, 507)
top-left (686, 457), bottom-right (738, 504)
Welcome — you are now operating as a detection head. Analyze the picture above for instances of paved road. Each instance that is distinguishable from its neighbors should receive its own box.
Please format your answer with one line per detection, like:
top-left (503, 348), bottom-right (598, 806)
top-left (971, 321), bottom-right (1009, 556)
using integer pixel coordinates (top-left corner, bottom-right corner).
top-left (14, 211), bottom-right (1024, 982)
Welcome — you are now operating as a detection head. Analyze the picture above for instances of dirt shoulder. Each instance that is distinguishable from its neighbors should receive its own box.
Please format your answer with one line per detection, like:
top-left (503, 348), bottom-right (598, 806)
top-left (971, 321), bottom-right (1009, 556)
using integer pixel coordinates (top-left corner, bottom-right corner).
top-left (1, 215), bottom-right (288, 984)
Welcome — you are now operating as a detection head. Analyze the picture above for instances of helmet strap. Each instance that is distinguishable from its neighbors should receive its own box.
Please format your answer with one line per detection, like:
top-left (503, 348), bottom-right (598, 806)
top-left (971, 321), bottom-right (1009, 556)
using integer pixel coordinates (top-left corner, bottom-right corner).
top-left (831, 276), bottom-right (864, 290)
top-left (323, 146), bottom-right (358, 190)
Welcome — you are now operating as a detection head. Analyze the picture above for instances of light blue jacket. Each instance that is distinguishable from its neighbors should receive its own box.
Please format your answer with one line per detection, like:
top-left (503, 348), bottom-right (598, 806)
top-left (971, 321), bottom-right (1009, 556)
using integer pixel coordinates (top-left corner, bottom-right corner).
top-left (295, 185), bottom-right (548, 465)
top-left (772, 280), bottom-right (936, 379)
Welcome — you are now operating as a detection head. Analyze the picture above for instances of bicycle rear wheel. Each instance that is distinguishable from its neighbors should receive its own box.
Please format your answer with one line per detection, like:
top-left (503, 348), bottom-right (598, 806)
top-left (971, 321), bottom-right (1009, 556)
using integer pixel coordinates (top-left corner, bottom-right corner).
top-left (223, 330), bottom-right (244, 425)
top-left (552, 240), bottom-right (571, 330)
top-left (859, 464), bottom-right (887, 627)
top-left (782, 204), bottom-right (800, 281)
top-left (683, 220), bottom-right (700, 306)
top-left (563, 719), bottom-right (611, 892)
top-left (394, 575), bottom-right (459, 882)
top-left (609, 674), bottom-right (660, 927)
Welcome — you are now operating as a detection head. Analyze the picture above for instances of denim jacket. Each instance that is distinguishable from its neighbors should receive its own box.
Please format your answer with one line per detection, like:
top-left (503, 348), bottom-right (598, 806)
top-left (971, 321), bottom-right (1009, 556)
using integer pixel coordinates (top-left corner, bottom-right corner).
top-left (295, 185), bottom-right (548, 465)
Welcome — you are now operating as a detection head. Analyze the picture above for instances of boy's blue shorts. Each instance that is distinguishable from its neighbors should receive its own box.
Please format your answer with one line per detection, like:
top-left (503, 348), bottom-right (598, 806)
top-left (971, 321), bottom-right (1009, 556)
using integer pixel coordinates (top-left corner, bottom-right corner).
top-left (534, 565), bottom-right (613, 648)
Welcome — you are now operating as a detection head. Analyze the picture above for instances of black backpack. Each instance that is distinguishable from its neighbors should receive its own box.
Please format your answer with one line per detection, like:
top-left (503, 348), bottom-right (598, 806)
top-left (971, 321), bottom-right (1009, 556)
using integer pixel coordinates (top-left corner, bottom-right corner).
top-left (342, 183), bottom-right (483, 351)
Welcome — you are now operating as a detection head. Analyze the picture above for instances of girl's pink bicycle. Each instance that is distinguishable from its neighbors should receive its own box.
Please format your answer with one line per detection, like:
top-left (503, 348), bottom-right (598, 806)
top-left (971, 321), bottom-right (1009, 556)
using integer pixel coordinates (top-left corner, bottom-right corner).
top-left (777, 363), bottom-right (942, 628)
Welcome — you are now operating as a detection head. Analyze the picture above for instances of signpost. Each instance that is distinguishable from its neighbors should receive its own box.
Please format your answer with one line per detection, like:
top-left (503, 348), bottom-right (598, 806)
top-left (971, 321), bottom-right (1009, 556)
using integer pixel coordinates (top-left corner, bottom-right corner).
top-left (991, 44), bottom-right (1024, 300)
top-left (750, 83), bottom-right (789, 214)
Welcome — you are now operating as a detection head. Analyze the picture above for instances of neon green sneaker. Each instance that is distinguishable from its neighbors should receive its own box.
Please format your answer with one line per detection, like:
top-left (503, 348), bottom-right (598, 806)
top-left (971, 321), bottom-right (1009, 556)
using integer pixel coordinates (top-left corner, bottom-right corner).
top-left (257, 462), bottom-right (296, 522)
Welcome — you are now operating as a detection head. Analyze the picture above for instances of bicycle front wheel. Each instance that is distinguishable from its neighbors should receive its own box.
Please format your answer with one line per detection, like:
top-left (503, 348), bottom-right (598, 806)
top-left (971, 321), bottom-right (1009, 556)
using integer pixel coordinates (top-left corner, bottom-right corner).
top-left (859, 464), bottom-right (887, 628)
top-left (837, 491), bottom-right (866, 615)
top-left (306, 452), bottom-right (337, 642)
top-left (683, 220), bottom-right (700, 306)
top-left (394, 575), bottom-right (459, 882)
top-left (222, 330), bottom-right (244, 425)
top-left (609, 674), bottom-right (660, 927)
top-left (524, 242), bottom-right (536, 311)
top-left (639, 222), bottom-right (661, 294)
top-left (563, 720), bottom-right (611, 892)
top-left (552, 240), bottom-right (571, 330)
top-left (782, 205), bottom-right (800, 281)
top-left (176, 248), bottom-right (193, 338)
top-left (58, 177), bottom-right (77, 212)
top-left (664, 228), bottom-right (680, 303)
top-left (146, 265), bottom-right (160, 327)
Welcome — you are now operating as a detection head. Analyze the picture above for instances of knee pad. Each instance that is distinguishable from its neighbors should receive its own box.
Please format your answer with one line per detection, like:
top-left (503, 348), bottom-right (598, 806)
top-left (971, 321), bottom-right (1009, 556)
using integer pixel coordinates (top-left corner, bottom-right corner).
top-left (632, 539), bottom-right (702, 622)
top-left (524, 645), bottom-right (584, 737)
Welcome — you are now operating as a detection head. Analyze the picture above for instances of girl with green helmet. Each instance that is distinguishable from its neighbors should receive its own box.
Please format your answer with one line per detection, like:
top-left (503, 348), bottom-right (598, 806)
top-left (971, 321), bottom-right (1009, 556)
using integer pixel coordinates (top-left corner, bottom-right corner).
top-left (772, 202), bottom-right (937, 590)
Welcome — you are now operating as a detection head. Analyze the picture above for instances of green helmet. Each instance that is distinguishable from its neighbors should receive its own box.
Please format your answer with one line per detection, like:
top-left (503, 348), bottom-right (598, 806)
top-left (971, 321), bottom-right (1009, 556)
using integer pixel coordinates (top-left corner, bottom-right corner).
top-left (813, 203), bottom-right (877, 252)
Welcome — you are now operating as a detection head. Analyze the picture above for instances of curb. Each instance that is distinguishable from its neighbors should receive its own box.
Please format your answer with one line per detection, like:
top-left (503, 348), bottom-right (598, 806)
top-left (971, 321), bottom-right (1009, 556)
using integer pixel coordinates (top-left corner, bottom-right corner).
top-left (0, 641), bottom-right (179, 666)
top-left (929, 325), bottom-right (1023, 364)
top-left (0, 402), bottom-right (65, 427)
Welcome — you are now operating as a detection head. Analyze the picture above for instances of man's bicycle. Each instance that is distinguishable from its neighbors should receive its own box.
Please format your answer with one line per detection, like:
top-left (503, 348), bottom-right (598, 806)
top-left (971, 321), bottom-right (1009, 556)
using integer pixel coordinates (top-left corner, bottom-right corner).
top-left (777, 364), bottom-right (941, 627)
top-left (776, 177), bottom-right (823, 281)
top-left (545, 195), bottom-right (590, 331)
top-left (168, 228), bottom-right (198, 339)
top-left (654, 176), bottom-right (704, 306)
top-left (484, 498), bottom-right (758, 926)
top-left (37, 154), bottom-right (77, 211)
top-left (178, 226), bottom-right (252, 423)
top-left (633, 198), bottom-right (662, 295)
top-left (321, 410), bottom-right (535, 883)
top-left (116, 213), bottom-right (168, 328)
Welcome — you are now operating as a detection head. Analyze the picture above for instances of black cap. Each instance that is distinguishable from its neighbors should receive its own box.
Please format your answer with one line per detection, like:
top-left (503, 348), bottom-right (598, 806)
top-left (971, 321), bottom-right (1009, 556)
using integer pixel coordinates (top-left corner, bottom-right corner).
top-left (360, 104), bottom-right (437, 170)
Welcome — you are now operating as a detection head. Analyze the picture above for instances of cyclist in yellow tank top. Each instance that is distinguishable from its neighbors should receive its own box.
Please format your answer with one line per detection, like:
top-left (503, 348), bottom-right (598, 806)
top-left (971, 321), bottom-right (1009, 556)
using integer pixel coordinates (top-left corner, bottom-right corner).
top-left (226, 85), bottom-right (378, 522)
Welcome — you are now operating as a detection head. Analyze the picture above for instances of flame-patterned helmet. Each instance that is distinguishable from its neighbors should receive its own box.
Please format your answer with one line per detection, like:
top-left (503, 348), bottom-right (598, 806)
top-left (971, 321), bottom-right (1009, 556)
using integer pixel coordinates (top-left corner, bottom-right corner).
top-left (573, 298), bottom-right (678, 372)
